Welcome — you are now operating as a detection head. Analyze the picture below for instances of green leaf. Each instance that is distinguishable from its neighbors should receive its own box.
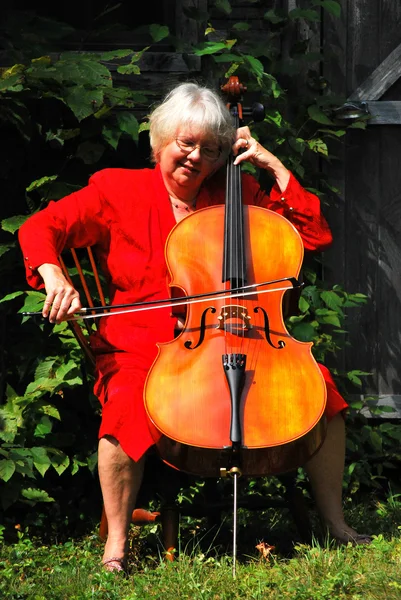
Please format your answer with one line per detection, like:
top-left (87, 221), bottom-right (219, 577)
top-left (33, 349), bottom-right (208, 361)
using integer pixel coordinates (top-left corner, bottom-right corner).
top-left (102, 125), bottom-right (122, 150)
top-left (26, 174), bottom-right (58, 192)
top-left (347, 462), bottom-right (357, 475)
top-left (265, 110), bottom-right (283, 127)
top-left (0, 459), bottom-right (16, 482)
top-left (149, 24), bottom-right (170, 42)
top-left (232, 22), bottom-right (251, 31)
top-left (100, 49), bottom-right (134, 61)
top-left (56, 359), bottom-right (80, 381)
top-left (347, 372), bottom-right (362, 386)
top-left (56, 57), bottom-right (112, 87)
top-left (21, 487), bottom-right (54, 503)
top-left (35, 358), bottom-right (57, 380)
top-left (291, 322), bottom-right (316, 342)
top-left (320, 290), bottom-right (344, 316)
top-left (318, 128), bottom-right (346, 138)
top-left (307, 138), bottom-right (328, 156)
top-left (116, 112), bottom-right (139, 141)
top-left (303, 268), bottom-right (317, 284)
top-left (49, 450), bottom-right (70, 475)
top-left (138, 122), bottom-right (150, 134)
top-left (264, 9), bottom-right (287, 24)
top-left (288, 137), bottom-right (305, 155)
top-left (383, 426), bottom-right (401, 441)
top-left (215, 0), bottom-right (232, 14)
top-left (71, 457), bottom-right (87, 476)
top-left (63, 87), bottom-right (104, 121)
top-left (34, 416), bottom-right (53, 438)
top-left (40, 405), bottom-right (61, 420)
top-left (87, 451), bottom-right (98, 474)
top-left (308, 104), bottom-right (334, 125)
top-left (18, 292), bottom-right (46, 314)
top-left (117, 64), bottom-right (141, 75)
top-left (1, 215), bottom-right (29, 234)
top-left (243, 55), bottom-right (265, 79)
top-left (0, 73), bottom-right (24, 91)
top-left (0, 242), bottom-right (14, 258)
top-left (349, 121), bottom-right (367, 129)
top-left (369, 430), bottom-right (383, 452)
top-left (31, 447), bottom-right (51, 477)
top-left (25, 377), bottom-right (58, 396)
top-left (193, 42), bottom-right (227, 56)
top-left (317, 312), bottom-right (341, 327)
top-left (213, 54), bottom-right (243, 63)
top-left (348, 399), bottom-right (364, 410)
top-left (0, 291), bottom-right (25, 304)
top-left (298, 296), bottom-right (310, 313)
top-left (303, 286), bottom-right (321, 309)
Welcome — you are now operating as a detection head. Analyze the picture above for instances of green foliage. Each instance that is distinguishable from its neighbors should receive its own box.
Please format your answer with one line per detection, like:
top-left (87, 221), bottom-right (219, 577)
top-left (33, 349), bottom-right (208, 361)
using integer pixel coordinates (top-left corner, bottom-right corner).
top-left (0, 518), bottom-right (401, 599)
top-left (0, 15), bottom-right (159, 526)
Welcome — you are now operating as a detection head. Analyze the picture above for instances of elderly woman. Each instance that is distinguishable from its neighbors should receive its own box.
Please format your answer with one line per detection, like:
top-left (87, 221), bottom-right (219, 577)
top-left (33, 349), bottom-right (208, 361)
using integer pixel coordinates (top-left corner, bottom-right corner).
top-left (19, 82), bottom-right (370, 573)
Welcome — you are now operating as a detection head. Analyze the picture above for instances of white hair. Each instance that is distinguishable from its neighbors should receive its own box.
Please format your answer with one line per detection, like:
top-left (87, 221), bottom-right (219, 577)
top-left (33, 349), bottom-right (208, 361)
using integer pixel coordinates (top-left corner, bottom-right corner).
top-left (149, 82), bottom-right (235, 161)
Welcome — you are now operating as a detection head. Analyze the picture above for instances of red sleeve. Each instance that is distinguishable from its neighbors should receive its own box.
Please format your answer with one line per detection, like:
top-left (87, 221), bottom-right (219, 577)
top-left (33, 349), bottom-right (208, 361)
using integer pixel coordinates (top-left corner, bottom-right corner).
top-left (242, 172), bottom-right (333, 252)
top-left (18, 172), bottom-right (107, 289)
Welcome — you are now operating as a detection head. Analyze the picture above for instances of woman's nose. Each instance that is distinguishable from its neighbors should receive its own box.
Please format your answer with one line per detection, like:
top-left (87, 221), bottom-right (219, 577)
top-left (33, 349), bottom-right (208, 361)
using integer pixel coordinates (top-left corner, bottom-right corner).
top-left (186, 146), bottom-right (202, 160)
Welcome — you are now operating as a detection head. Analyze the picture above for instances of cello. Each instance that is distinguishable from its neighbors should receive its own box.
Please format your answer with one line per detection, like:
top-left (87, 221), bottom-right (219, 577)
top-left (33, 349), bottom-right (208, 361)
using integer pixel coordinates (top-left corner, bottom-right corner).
top-left (144, 77), bottom-right (327, 482)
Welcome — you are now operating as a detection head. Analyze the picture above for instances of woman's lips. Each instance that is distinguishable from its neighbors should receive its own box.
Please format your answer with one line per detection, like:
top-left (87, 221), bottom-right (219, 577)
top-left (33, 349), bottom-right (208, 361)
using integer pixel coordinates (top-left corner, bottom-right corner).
top-left (179, 162), bottom-right (199, 174)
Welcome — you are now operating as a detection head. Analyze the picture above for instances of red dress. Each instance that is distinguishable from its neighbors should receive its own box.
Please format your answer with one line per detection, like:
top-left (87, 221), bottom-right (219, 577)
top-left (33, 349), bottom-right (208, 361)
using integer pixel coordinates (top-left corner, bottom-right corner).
top-left (19, 165), bottom-right (347, 461)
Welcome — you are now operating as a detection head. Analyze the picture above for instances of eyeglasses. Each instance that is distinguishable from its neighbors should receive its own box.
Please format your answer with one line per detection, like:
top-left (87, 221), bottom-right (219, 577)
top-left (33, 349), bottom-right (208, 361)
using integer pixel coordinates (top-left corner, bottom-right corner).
top-left (175, 137), bottom-right (221, 161)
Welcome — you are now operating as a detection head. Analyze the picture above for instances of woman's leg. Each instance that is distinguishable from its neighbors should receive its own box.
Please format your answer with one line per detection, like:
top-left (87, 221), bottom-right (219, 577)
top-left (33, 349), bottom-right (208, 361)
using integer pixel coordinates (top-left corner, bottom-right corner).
top-left (98, 435), bottom-right (145, 565)
top-left (305, 413), bottom-right (370, 543)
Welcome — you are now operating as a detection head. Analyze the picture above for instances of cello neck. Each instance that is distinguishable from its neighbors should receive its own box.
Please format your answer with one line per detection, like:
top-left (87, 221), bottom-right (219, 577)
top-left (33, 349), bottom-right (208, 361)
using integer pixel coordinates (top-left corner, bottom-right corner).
top-left (222, 107), bottom-right (247, 289)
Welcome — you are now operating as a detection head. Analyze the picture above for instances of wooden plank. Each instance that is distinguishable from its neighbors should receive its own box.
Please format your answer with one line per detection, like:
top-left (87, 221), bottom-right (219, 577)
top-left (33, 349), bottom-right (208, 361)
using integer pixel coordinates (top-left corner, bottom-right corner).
top-left (137, 52), bottom-right (201, 73)
top-left (342, 127), bottom-right (381, 396)
top-left (375, 124), bottom-right (401, 402)
top-left (324, 1), bottom-right (382, 388)
top-left (177, 0), bottom-right (208, 45)
top-left (367, 101), bottom-right (401, 124)
top-left (335, 101), bottom-right (401, 124)
top-left (348, 42), bottom-right (401, 101)
top-left (320, 0), bottom-right (348, 373)
top-left (374, 2), bottom-right (401, 402)
top-left (347, 0), bottom-right (380, 95)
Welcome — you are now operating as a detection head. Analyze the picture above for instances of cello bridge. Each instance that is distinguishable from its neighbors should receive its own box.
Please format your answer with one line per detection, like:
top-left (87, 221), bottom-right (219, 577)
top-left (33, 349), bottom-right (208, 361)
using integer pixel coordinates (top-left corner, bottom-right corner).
top-left (217, 305), bottom-right (252, 330)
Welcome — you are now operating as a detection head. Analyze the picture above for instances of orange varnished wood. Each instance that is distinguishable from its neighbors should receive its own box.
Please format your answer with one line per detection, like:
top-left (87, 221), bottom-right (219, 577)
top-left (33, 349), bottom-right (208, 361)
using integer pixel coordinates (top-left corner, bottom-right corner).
top-left (144, 205), bottom-right (327, 476)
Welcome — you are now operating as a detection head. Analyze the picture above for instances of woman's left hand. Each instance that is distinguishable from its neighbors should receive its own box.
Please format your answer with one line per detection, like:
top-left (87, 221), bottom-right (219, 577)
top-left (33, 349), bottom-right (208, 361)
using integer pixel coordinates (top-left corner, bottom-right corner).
top-left (232, 126), bottom-right (290, 192)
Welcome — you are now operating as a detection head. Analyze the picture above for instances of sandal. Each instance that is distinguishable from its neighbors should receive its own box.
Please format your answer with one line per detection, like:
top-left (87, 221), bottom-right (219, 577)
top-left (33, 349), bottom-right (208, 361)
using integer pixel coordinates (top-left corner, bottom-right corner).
top-left (102, 556), bottom-right (128, 574)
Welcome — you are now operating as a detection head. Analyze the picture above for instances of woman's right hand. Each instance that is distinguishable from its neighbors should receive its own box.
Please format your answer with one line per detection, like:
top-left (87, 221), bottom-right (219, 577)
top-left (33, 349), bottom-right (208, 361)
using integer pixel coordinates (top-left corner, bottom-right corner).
top-left (37, 263), bottom-right (82, 323)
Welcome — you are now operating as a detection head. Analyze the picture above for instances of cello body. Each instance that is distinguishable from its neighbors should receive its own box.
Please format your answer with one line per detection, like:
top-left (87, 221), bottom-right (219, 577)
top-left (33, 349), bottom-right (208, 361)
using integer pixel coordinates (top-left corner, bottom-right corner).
top-left (144, 204), bottom-right (327, 477)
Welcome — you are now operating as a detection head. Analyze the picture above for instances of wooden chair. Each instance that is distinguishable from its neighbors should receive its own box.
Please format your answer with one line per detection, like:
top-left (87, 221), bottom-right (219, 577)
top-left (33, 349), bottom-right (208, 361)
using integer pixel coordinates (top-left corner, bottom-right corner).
top-left (58, 248), bottom-right (166, 543)
top-left (59, 246), bottom-right (313, 558)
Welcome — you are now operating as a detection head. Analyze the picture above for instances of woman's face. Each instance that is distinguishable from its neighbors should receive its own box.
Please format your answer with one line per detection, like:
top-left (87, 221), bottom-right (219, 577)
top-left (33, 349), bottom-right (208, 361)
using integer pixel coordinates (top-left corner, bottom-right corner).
top-left (158, 127), bottom-right (222, 195)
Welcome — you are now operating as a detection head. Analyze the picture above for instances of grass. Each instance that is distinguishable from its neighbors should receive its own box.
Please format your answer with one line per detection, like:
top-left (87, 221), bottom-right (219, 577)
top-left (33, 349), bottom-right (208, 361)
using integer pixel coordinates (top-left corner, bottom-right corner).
top-left (1, 495), bottom-right (401, 599)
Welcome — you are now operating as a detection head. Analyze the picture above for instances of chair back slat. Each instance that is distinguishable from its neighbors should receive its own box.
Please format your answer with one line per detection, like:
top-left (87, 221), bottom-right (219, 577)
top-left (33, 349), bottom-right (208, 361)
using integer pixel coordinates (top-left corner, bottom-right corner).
top-left (69, 320), bottom-right (96, 367)
top-left (87, 246), bottom-right (107, 307)
top-left (71, 248), bottom-right (95, 308)
top-left (58, 246), bottom-right (109, 362)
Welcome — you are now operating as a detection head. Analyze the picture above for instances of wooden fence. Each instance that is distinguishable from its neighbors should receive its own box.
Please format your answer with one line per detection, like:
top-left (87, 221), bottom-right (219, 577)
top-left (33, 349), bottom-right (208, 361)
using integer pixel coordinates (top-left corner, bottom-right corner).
top-left (322, 0), bottom-right (401, 416)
